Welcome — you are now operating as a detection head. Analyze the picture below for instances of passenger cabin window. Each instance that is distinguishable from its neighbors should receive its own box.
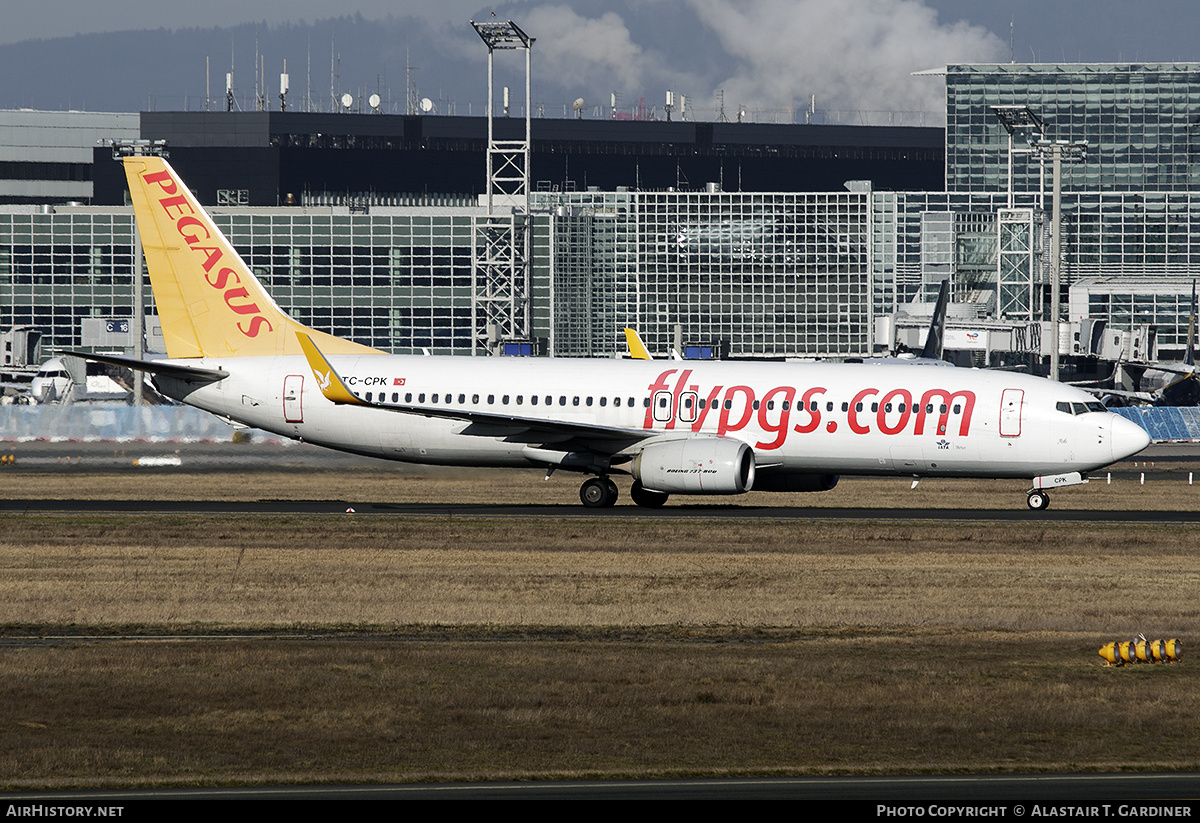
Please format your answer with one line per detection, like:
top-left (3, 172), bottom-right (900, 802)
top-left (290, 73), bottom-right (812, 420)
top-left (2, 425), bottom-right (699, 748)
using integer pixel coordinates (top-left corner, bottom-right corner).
top-left (653, 391), bottom-right (673, 422)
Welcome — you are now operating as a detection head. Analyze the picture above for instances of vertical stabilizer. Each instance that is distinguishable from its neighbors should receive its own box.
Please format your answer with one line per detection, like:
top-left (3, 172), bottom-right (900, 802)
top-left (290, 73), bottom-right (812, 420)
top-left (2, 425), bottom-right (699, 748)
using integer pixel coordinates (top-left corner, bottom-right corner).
top-left (1187, 280), bottom-right (1196, 368)
top-left (920, 279), bottom-right (950, 361)
top-left (124, 156), bottom-right (379, 358)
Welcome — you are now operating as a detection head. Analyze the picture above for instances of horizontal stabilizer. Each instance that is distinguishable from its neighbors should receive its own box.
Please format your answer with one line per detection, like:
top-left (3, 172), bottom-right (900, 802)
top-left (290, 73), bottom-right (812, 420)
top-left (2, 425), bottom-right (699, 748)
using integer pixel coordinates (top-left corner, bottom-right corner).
top-left (61, 351), bottom-right (228, 382)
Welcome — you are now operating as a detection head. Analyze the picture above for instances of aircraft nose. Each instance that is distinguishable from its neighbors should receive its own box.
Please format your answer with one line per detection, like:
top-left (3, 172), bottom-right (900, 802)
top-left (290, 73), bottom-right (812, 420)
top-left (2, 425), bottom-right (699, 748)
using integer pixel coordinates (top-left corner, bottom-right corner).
top-left (1109, 414), bottom-right (1151, 461)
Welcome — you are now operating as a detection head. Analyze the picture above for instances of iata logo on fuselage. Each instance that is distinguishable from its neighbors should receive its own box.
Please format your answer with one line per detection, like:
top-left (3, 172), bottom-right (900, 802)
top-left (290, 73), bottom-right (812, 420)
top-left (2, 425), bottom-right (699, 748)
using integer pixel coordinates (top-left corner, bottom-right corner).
top-left (141, 169), bottom-right (274, 339)
top-left (643, 369), bottom-right (976, 450)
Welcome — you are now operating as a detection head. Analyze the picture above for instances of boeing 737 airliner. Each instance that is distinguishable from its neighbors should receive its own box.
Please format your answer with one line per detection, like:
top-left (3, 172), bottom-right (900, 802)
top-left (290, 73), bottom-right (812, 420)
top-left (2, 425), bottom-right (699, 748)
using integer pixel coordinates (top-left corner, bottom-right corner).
top-left (78, 157), bottom-right (1150, 510)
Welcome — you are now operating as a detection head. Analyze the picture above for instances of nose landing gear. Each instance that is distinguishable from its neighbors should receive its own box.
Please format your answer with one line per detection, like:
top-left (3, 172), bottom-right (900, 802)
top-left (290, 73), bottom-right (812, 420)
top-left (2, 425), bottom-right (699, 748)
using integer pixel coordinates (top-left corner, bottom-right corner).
top-left (1026, 490), bottom-right (1050, 510)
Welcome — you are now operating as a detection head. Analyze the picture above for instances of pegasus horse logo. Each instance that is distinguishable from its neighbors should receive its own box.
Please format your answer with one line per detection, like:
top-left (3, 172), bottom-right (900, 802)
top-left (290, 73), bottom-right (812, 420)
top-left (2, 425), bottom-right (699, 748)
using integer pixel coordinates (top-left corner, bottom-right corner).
top-left (313, 367), bottom-right (332, 393)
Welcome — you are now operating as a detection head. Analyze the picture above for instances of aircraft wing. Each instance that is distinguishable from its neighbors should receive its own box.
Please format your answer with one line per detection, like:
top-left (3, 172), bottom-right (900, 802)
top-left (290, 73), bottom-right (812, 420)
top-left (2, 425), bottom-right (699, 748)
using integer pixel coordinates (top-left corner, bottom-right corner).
top-left (1139, 362), bottom-right (1198, 378)
top-left (297, 333), bottom-right (652, 455)
top-left (1078, 386), bottom-right (1157, 404)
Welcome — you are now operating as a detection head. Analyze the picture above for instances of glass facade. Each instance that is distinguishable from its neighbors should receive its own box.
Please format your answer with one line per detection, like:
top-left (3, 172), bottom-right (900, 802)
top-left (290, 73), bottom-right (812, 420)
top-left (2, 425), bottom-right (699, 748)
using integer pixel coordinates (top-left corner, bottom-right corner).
top-left (0, 208), bottom-right (552, 356)
top-left (946, 63), bottom-right (1200, 194)
top-left (539, 190), bottom-right (870, 358)
top-left (8, 63), bottom-right (1200, 363)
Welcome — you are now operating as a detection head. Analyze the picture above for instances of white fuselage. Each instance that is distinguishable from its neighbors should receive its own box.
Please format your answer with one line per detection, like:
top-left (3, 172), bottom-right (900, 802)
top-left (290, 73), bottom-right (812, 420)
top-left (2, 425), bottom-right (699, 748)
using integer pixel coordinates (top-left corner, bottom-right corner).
top-left (153, 355), bottom-right (1150, 482)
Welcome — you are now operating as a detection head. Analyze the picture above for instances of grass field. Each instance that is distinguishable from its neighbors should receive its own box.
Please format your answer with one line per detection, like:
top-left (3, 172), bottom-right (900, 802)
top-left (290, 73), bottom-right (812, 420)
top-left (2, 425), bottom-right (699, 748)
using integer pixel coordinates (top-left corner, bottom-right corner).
top-left (1, 469), bottom-right (1197, 788)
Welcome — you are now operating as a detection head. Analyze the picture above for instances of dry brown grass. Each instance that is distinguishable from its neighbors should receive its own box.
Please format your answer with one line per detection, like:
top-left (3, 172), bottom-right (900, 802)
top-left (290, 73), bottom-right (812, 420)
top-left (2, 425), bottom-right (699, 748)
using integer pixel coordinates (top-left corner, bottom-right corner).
top-left (2, 635), bottom-right (1196, 788)
top-left (1, 516), bottom-right (1198, 633)
top-left (1, 468), bottom-right (1198, 787)
top-left (5, 466), bottom-right (1200, 510)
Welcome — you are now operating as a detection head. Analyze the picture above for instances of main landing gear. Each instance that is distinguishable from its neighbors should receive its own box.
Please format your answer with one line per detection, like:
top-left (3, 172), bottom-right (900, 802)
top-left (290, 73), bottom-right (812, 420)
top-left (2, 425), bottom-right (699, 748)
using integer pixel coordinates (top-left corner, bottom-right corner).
top-left (629, 480), bottom-right (669, 509)
top-left (580, 476), bottom-right (619, 508)
top-left (1026, 490), bottom-right (1050, 511)
top-left (578, 477), bottom-right (672, 509)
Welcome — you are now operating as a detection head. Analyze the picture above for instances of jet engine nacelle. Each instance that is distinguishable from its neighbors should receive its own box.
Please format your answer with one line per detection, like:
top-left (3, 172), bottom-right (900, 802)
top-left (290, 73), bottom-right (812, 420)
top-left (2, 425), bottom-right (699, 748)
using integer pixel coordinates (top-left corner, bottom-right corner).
top-left (752, 472), bottom-right (840, 493)
top-left (632, 437), bottom-right (755, 494)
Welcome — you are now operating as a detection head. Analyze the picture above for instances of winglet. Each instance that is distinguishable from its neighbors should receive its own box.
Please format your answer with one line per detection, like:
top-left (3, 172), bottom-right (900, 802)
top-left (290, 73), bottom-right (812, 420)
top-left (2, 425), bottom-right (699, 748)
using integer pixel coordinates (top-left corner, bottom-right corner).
top-left (624, 328), bottom-right (652, 360)
top-left (297, 332), bottom-right (365, 405)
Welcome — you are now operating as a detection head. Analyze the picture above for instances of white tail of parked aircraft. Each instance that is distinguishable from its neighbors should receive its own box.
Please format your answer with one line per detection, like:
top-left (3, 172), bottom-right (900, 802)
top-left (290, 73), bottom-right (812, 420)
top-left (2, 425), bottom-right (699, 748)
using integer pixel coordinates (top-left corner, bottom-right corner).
top-left (76, 157), bottom-right (1151, 510)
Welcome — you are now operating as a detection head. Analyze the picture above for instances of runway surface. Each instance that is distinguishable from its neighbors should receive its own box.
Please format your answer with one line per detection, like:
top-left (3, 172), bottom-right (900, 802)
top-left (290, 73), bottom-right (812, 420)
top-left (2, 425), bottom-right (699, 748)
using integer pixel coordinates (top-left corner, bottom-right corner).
top-left (2, 497), bottom-right (1197, 523)
top-left (4, 772), bottom-right (1200, 801)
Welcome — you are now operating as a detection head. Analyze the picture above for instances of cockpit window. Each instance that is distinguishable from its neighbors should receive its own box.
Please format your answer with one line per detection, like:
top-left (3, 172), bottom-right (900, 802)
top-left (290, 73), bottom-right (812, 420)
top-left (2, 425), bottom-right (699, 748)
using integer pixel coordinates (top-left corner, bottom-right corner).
top-left (1058, 400), bottom-right (1110, 415)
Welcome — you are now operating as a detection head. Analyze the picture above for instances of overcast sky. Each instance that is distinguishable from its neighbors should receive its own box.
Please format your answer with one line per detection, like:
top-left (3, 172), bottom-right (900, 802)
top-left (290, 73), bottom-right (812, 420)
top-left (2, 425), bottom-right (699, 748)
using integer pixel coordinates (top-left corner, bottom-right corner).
top-left (4, 1), bottom-right (1200, 120)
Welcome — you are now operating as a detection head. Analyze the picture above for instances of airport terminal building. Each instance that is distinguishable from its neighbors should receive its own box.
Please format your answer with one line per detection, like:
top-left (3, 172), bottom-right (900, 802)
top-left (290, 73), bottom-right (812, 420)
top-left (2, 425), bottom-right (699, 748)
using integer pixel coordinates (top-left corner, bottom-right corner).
top-left (3, 62), bottom-right (1200, 364)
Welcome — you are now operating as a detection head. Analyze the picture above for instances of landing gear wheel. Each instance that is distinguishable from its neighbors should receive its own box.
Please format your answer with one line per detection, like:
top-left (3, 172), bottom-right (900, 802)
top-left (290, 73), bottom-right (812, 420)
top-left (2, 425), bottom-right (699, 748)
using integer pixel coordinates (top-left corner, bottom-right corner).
top-left (580, 477), bottom-right (618, 508)
top-left (630, 480), bottom-right (669, 509)
top-left (1026, 490), bottom-right (1050, 511)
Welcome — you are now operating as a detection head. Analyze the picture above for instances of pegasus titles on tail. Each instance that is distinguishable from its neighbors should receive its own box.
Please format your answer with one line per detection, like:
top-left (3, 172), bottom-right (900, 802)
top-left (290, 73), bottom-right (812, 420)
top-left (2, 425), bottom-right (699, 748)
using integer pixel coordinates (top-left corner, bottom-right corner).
top-left (123, 156), bottom-right (380, 359)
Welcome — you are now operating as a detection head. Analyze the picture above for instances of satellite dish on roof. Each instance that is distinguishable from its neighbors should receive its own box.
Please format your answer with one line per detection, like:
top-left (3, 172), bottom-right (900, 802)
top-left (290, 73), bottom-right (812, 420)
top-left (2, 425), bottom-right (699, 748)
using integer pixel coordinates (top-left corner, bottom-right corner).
top-left (420, 97), bottom-right (434, 113)
top-left (341, 93), bottom-right (354, 110)
top-left (572, 97), bottom-right (585, 111)
top-left (368, 93), bottom-right (381, 111)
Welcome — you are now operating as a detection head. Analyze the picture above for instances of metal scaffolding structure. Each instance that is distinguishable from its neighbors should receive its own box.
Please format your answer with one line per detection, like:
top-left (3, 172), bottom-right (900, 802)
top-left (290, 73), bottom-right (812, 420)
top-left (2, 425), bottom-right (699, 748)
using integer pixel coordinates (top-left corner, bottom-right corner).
top-left (469, 19), bottom-right (534, 355)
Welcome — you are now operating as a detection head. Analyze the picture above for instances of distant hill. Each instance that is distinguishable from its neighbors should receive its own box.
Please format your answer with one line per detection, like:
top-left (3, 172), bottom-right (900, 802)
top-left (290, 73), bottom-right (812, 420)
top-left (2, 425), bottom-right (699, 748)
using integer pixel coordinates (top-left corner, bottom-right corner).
top-left (0, 15), bottom-right (484, 114)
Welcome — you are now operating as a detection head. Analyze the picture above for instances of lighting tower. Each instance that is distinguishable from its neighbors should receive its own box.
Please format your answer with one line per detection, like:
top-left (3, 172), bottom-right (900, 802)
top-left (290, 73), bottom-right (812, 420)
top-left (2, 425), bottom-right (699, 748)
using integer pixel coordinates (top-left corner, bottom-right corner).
top-left (469, 18), bottom-right (535, 355)
top-left (990, 105), bottom-right (1044, 208)
top-left (1030, 139), bottom-right (1087, 382)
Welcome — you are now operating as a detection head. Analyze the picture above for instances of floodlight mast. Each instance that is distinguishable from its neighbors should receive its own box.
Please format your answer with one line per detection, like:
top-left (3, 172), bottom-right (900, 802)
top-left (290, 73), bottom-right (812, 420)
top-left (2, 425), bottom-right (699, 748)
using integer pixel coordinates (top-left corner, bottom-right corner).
top-left (471, 19), bottom-right (533, 213)
top-left (1030, 139), bottom-right (1087, 382)
top-left (469, 19), bottom-right (535, 356)
top-left (990, 105), bottom-right (1044, 209)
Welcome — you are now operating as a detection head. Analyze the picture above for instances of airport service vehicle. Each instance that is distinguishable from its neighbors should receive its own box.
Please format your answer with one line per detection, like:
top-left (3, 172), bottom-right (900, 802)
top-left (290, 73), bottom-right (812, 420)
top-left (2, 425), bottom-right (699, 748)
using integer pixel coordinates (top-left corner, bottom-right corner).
top-left (79, 157), bottom-right (1151, 510)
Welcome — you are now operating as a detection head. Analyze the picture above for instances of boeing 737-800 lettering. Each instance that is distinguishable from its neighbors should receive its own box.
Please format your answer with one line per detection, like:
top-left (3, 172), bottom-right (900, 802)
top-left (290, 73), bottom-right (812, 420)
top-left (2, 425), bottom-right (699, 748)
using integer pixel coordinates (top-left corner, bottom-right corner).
top-left (78, 157), bottom-right (1150, 510)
